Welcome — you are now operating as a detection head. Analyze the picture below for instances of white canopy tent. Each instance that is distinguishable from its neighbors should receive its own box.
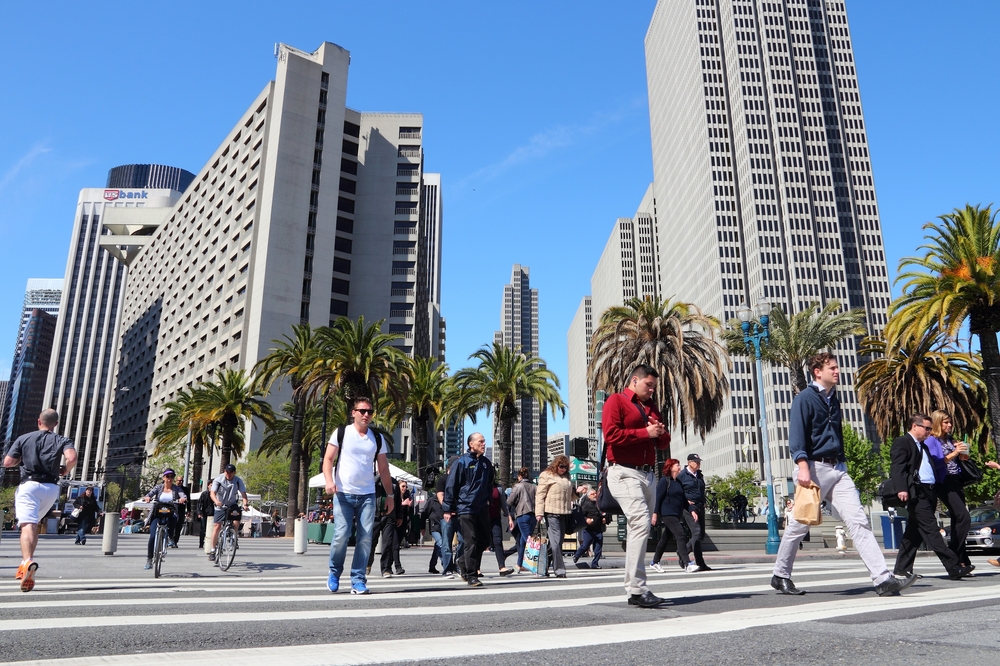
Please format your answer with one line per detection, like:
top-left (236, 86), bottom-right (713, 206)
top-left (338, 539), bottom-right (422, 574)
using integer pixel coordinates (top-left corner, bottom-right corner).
top-left (308, 463), bottom-right (421, 490)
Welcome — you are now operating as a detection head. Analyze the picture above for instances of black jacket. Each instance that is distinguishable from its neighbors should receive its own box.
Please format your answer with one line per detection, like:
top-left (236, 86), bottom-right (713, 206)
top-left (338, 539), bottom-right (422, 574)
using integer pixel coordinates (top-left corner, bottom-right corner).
top-left (444, 451), bottom-right (494, 515)
top-left (679, 466), bottom-right (706, 507)
top-left (421, 493), bottom-right (443, 534)
top-left (579, 496), bottom-right (604, 534)
top-left (73, 493), bottom-right (101, 523)
top-left (197, 490), bottom-right (214, 519)
top-left (654, 476), bottom-right (688, 518)
top-left (890, 433), bottom-right (924, 497)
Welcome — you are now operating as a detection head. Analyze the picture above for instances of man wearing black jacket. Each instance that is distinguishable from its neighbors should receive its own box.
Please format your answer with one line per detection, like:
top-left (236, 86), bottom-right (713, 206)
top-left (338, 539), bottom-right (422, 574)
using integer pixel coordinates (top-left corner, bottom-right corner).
top-left (572, 488), bottom-right (604, 568)
top-left (444, 432), bottom-right (494, 588)
top-left (197, 487), bottom-right (214, 550)
top-left (891, 414), bottom-right (970, 579)
top-left (171, 475), bottom-right (190, 547)
top-left (678, 454), bottom-right (710, 571)
top-left (368, 478), bottom-right (404, 577)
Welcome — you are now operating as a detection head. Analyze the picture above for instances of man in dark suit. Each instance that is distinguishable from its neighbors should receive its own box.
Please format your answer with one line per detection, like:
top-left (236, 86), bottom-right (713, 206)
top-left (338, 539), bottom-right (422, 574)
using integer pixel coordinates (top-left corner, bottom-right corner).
top-left (891, 414), bottom-right (970, 580)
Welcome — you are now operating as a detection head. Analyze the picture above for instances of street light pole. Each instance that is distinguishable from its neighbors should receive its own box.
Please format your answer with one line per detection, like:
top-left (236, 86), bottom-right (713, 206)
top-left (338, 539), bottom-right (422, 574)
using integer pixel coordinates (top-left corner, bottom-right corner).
top-left (738, 298), bottom-right (781, 555)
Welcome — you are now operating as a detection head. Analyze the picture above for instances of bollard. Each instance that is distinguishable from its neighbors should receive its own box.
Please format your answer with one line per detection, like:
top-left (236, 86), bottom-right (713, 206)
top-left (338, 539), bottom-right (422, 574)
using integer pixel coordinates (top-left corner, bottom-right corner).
top-left (294, 517), bottom-right (308, 554)
top-left (102, 513), bottom-right (120, 555)
top-left (204, 516), bottom-right (215, 554)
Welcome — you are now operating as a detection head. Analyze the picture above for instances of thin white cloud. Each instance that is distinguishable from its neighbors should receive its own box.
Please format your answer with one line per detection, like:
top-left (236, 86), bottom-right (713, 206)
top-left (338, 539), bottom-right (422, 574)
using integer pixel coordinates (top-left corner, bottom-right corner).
top-left (458, 99), bottom-right (644, 187)
top-left (0, 141), bottom-right (52, 190)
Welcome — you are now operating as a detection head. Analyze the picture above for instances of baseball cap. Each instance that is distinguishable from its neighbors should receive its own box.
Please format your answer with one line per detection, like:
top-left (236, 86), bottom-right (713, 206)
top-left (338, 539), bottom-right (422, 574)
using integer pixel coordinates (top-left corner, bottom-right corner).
top-left (162, 468), bottom-right (176, 477)
top-left (687, 454), bottom-right (702, 462)
top-left (224, 464), bottom-right (237, 472)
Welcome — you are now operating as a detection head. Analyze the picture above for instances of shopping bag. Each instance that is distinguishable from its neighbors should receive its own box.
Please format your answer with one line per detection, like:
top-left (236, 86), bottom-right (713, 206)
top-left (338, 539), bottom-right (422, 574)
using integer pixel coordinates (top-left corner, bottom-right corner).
top-left (523, 526), bottom-right (548, 575)
top-left (792, 483), bottom-right (822, 526)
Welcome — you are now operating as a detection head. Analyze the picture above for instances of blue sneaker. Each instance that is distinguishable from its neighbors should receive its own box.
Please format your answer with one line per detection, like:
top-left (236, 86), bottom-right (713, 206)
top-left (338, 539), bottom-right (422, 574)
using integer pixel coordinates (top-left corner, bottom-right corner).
top-left (351, 583), bottom-right (370, 595)
top-left (327, 574), bottom-right (339, 593)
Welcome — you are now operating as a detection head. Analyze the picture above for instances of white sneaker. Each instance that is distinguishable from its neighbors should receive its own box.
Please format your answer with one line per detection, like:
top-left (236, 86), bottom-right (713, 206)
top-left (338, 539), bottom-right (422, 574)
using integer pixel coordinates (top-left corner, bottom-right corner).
top-left (650, 562), bottom-right (665, 573)
top-left (686, 562), bottom-right (700, 573)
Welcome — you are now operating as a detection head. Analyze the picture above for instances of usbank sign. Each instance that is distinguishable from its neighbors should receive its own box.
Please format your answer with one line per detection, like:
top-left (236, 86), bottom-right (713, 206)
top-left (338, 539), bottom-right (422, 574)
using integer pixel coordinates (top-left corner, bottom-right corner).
top-left (103, 189), bottom-right (149, 201)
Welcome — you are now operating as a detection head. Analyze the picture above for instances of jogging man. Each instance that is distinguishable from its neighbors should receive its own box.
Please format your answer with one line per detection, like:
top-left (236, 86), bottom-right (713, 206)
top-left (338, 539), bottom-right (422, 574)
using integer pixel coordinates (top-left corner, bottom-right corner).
top-left (3, 409), bottom-right (77, 592)
top-left (208, 463), bottom-right (249, 562)
top-left (323, 396), bottom-right (394, 595)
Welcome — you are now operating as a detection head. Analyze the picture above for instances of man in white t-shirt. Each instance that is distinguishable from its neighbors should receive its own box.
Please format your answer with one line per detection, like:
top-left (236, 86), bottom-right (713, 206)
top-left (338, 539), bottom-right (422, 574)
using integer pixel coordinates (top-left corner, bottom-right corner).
top-left (322, 396), bottom-right (394, 595)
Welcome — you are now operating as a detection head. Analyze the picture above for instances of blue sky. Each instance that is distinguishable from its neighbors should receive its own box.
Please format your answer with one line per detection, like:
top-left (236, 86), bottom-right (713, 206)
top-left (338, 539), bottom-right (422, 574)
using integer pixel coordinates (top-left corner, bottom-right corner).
top-left (1, 2), bottom-right (998, 439)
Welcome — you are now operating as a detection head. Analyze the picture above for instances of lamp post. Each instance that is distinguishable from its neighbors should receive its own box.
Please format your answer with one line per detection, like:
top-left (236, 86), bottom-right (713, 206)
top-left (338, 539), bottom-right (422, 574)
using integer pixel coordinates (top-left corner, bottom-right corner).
top-left (737, 298), bottom-right (781, 555)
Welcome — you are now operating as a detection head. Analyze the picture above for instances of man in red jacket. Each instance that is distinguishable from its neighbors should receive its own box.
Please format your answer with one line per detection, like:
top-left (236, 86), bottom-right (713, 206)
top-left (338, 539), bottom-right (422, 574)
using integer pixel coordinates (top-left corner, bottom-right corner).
top-left (603, 364), bottom-right (671, 608)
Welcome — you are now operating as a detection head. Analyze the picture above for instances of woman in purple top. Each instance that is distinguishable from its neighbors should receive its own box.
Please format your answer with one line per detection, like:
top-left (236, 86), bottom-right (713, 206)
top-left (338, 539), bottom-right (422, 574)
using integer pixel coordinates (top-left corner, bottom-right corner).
top-left (926, 410), bottom-right (973, 571)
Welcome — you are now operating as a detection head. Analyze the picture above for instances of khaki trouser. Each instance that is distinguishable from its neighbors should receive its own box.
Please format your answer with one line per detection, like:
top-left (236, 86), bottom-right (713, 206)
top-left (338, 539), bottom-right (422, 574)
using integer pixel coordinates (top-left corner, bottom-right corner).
top-left (773, 461), bottom-right (890, 586)
top-left (607, 465), bottom-right (654, 596)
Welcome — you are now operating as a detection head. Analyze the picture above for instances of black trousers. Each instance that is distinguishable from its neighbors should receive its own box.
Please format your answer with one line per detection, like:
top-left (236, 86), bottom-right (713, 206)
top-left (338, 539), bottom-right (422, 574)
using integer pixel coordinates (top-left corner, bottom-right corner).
top-left (895, 484), bottom-right (960, 574)
top-left (368, 515), bottom-right (401, 573)
top-left (653, 515), bottom-right (691, 567)
top-left (489, 517), bottom-right (507, 569)
top-left (683, 506), bottom-right (707, 567)
top-left (458, 511), bottom-right (491, 579)
top-left (937, 475), bottom-right (971, 566)
top-left (171, 509), bottom-right (187, 544)
top-left (198, 514), bottom-right (208, 549)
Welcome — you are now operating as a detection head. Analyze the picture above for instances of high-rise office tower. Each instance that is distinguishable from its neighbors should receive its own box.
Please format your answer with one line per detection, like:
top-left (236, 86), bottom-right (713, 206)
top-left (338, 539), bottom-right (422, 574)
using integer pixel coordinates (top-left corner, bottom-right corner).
top-left (567, 185), bottom-right (661, 458)
top-left (43, 174), bottom-right (189, 480)
top-left (3, 309), bottom-right (57, 445)
top-left (1, 279), bottom-right (62, 448)
top-left (495, 264), bottom-right (545, 474)
top-left (646, 0), bottom-right (890, 483)
top-left (106, 42), bottom-right (444, 471)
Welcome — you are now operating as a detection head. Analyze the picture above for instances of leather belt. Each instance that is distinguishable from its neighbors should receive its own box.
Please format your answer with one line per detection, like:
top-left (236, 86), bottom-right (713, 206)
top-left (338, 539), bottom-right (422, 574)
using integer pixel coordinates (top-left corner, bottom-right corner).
top-left (611, 462), bottom-right (655, 472)
top-left (813, 457), bottom-right (841, 465)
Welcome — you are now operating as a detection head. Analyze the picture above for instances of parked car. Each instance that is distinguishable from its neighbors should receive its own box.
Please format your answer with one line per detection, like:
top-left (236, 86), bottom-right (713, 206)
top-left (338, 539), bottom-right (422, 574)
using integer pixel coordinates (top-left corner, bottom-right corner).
top-left (945, 506), bottom-right (1000, 551)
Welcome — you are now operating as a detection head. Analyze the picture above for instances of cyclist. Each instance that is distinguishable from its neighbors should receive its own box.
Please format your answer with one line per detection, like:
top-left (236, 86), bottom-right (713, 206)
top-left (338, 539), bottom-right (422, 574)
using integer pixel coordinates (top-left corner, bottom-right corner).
top-left (140, 469), bottom-right (187, 570)
top-left (208, 463), bottom-right (249, 563)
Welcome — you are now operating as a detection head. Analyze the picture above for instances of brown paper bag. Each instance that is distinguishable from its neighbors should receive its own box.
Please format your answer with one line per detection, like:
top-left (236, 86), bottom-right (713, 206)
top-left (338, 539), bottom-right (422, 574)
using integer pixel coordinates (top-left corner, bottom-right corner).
top-left (792, 483), bottom-right (822, 526)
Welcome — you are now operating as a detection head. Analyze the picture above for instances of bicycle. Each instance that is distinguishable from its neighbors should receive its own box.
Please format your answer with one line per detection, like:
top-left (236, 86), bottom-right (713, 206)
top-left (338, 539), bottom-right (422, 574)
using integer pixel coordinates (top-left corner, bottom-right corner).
top-left (150, 501), bottom-right (178, 578)
top-left (213, 505), bottom-right (243, 572)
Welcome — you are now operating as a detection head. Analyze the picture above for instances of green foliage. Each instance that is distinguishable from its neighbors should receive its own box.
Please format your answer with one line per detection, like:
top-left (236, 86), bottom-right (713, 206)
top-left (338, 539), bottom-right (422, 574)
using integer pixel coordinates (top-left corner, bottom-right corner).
top-left (0, 486), bottom-right (16, 516)
top-left (843, 425), bottom-right (884, 506)
top-left (963, 444), bottom-right (1000, 506)
top-left (391, 459), bottom-right (418, 477)
top-left (239, 450), bottom-right (291, 503)
top-left (706, 467), bottom-right (760, 513)
top-left (140, 452), bottom-right (184, 495)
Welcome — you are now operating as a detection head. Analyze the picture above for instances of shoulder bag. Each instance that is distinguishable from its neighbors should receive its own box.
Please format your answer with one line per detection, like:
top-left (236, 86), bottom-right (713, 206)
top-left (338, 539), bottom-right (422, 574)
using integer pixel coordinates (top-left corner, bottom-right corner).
top-left (596, 399), bottom-right (651, 515)
top-left (957, 457), bottom-right (983, 487)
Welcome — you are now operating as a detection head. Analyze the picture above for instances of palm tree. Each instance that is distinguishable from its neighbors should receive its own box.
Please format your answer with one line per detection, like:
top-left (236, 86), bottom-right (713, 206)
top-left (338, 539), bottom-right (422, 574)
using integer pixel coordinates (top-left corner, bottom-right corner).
top-left (888, 204), bottom-right (1000, 448)
top-left (721, 300), bottom-right (867, 394)
top-left (590, 296), bottom-right (729, 440)
top-left (151, 389), bottom-right (213, 492)
top-left (856, 327), bottom-right (986, 443)
top-left (254, 323), bottom-right (324, 536)
top-left (313, 316), bottom-right (409, 405)
top-left (189, 369), bottom-right (274, 472)
top-left (401, 357), bottom-right (449, 474)
top-left (259, 400), bottom-right (340, 512)
top-left (455, 342), bottom-right (564, 487)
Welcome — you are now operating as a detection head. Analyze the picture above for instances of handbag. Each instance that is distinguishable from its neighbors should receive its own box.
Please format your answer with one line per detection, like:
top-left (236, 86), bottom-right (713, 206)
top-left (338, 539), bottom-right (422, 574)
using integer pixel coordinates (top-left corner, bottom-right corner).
top-left (71, 507), bottom-right (82, 519)
top-left (957, 458), bottom-right (982, 487)
top-left (792, 483), bottom-right (822, 526)
top-left (522, 523), bottom-right (548, 576)
top-left (564, 505), bottom-right (585, 534)
top-left (876, 478), bottom-right (906, 509)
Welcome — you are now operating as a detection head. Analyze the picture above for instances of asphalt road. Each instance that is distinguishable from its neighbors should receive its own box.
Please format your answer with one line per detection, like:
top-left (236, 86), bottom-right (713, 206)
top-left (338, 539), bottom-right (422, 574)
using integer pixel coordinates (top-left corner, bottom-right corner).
top-left (1, 532), bottom-right (998, 665)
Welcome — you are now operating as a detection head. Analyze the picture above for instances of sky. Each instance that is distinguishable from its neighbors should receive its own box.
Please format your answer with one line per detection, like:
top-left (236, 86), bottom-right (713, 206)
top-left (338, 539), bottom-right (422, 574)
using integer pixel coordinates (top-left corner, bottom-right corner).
top-left (1, 1), bottom-right (998, 441)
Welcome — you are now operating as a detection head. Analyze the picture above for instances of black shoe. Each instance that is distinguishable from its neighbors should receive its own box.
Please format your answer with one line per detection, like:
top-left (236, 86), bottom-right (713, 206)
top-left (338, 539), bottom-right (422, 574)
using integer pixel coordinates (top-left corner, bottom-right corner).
top-left (74, 539), bottom-right (81, 545)
top-left (467, 577), bottom-right (484, 587)
top-left (628, 591), bottom-right (667, 608)
top-left (591, 564), bottom-right (602, 569)
top-left (697, 565), bottom-right (713, 572)
top-left (948, 564), bottom-right (974, 580)
top-left (892, 569), bottom-right (923, 579)
top-left (555, 573), bottom-right (567, 579)
top-left (429, 566), bottom-right (440, 574)
top-left (394, 568), bottom-right (405, 575)
top-left (770, 575), bottom-right (805, 595)
top-left (81, 537), bottom-right (86, 545)
top-left (876, 573), bottom-right (918, 596)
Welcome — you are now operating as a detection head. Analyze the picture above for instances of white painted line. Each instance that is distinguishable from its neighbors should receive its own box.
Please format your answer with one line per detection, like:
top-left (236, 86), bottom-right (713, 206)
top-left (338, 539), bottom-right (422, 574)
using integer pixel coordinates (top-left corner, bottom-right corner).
top-left (7, 584), bottom-right (1000, 665)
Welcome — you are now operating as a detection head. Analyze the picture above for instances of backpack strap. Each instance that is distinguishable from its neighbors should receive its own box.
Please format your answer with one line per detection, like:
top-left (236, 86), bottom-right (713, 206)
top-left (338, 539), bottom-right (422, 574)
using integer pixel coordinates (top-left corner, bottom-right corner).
top-left (334, 425), bottom-right (385, 479)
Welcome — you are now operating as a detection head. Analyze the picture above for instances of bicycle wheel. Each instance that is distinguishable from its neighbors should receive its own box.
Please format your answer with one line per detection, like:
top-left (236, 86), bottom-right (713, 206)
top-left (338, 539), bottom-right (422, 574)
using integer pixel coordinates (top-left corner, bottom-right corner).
top-left (748, 512), bottom-right (757, 524)
top-left (220, 526), bottom-right (237, 571)
top-left (153, 523), bottom-right (166, 578)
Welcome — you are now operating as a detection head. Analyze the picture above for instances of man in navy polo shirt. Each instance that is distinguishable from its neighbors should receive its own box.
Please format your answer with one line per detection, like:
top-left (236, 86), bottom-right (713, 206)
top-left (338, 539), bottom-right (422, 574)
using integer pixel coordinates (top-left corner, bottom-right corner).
top-left (602, 364), bottom-right (671, 608)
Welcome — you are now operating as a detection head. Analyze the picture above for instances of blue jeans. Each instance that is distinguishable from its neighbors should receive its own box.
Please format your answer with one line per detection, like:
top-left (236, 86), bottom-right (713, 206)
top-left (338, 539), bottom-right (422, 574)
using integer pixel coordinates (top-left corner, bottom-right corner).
top-left (429, 530), bottom-right (444, 569)
top-left (147, 515), bottom-right (176, 559)
top-left (329, 492), bottom-right (376, 587)
top-left (76, 518), bottom-right (93, 543)
top-left (439, 515), bottom-right (465, 573)
top-left (515, 514), bottom-right (537, 567)
top-left (574, 529), bottom-right (603, 566)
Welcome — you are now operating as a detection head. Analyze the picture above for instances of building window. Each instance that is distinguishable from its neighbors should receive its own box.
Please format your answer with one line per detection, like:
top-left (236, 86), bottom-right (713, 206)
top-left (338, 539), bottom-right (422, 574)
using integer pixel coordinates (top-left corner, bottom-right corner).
top-left (330, 299), bottom-right (348, 316)
top-left (334, 237), bottom-right (353, 253)
top-left (332, 278), bottom-right (350, 295)
top-left (333, 257), bottom-right (351, 274)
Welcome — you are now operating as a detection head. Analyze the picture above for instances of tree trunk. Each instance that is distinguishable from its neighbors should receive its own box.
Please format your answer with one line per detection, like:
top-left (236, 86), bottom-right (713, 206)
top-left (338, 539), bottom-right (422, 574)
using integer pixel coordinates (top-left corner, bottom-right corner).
top-left (494, 412), bottom-right (513, 488)
top-left (298, 442), bottom-right (311, 516)
top-left (976, 329), bottom-right (1000, 456)
top-left (219, 425), bottom-right (233, 472)
top-left (788, 361), bottom-right (809, 395)
top-left (413, 410), bottom-right (429, 477)
top-left (191, 439), bottom-right (204, 493)
top-left (286, 391), bottom-right (305, 538)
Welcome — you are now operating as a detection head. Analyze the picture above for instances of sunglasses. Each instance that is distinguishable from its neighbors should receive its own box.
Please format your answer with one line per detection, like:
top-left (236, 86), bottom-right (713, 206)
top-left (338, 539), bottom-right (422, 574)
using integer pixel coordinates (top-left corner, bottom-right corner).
top-left (355, 409), bottom-right (374, 415)
top-left (557, 464), bottom-right (568, 469)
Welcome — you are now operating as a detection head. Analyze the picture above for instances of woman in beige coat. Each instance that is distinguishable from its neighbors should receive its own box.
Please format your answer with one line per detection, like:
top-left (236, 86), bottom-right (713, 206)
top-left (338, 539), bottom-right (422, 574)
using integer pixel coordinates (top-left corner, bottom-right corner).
top-left (535, 454), bottom-right (574, 577)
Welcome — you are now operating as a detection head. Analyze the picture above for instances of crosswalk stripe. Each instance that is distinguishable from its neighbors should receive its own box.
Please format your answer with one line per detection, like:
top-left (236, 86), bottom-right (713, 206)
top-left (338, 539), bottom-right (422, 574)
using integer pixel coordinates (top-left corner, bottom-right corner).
top-left (7, 583), bottom-right (999, 665)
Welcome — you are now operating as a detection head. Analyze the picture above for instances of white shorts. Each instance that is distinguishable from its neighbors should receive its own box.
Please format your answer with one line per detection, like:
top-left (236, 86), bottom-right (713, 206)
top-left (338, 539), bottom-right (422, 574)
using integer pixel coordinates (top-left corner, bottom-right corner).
top-left (14, 481), bottom-right (61, 525)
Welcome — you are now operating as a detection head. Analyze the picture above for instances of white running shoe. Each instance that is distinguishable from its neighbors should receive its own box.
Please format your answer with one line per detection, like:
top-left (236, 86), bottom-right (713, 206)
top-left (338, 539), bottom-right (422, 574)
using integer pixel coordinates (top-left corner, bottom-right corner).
top-left (650, 562), bottom-right (665, 573)
top-left (686, 562), bottom-right (700, 573)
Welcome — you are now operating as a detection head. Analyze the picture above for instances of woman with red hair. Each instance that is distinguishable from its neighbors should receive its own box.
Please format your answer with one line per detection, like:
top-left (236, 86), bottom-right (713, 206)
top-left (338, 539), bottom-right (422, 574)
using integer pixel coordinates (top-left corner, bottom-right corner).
top-left (650, 458), bottom-right (697, 573)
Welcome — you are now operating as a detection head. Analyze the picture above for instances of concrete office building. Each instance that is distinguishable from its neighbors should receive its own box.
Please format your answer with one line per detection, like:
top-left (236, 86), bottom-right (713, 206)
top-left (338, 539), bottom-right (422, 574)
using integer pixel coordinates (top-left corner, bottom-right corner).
top-left (645, 0), bottom-right (890, 484)
top-left (545, 432), bottom-right (569, 466)
top-left (1, 279), bottom-right (63, 448)
top-left (43, 175), bottom-right (189, 480)
top-left (567, 186), bottom-right (661, 459)
top-left (495, 264), bottom-right (545, 474)
top-left (3, 309), bottom-right (57, 446)
top-left (106, 42), bottom-right (444, 471)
